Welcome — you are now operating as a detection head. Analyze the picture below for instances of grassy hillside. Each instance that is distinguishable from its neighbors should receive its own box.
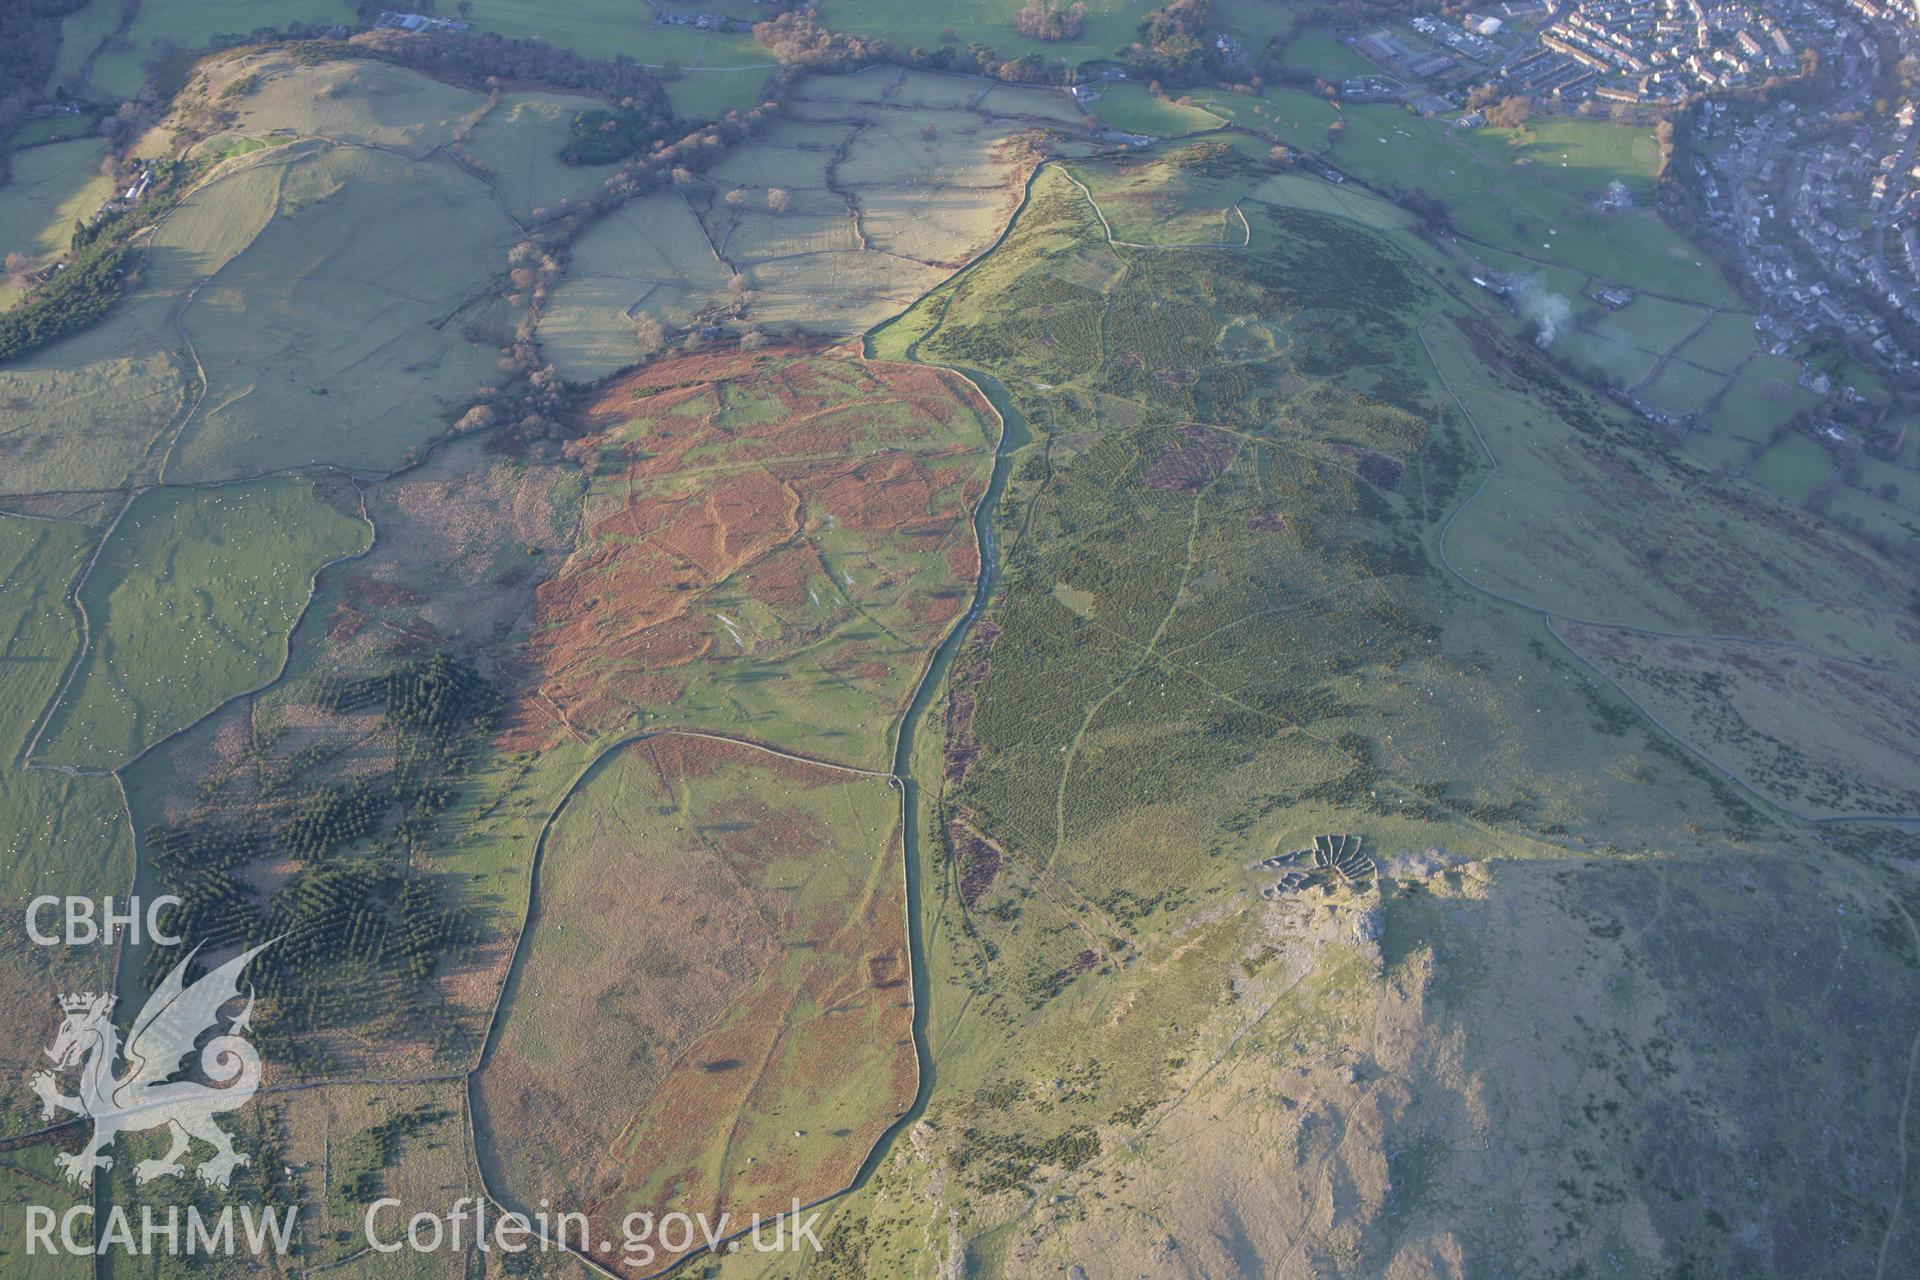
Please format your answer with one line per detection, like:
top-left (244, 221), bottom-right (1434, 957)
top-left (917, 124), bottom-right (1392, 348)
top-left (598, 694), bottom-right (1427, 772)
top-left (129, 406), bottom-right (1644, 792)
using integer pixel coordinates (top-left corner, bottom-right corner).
top-left (1088, 84), bottom-right (1224, 136)
top-left (0, 140), bottom-right (112, 308)
top-left (1331, 104), bottom-right (1737, 307)
top-left (0, 516), bottom-right (130, 1131)
top-left (0, 31), bottom-right (1911, 1280)
top-left (793, 158), bottom-right (1920, 1279)
top-left (34, 478), bottom-right (370, 769)
top-left (476, 738), bottom-right (912, 1272)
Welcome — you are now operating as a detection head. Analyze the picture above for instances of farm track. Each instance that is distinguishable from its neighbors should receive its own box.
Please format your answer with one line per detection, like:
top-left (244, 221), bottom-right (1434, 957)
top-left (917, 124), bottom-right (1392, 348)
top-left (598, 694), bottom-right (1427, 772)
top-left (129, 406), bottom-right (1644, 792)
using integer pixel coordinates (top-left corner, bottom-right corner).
top-left (1418, 319), bottom-right (1920, 825)
top-left (1624, 304), bottom-right (1717, 395)
top-left (70, 0), bottom-right (137, 97)
top-left (1043, 453), bottom-right (1220, 885)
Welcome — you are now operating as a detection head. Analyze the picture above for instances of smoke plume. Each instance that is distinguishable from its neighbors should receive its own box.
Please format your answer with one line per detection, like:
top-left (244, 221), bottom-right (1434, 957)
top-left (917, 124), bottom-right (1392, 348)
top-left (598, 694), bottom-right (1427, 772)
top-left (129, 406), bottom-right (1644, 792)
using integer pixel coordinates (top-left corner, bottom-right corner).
top-left (1516, 275), bottom-right (1573, 348)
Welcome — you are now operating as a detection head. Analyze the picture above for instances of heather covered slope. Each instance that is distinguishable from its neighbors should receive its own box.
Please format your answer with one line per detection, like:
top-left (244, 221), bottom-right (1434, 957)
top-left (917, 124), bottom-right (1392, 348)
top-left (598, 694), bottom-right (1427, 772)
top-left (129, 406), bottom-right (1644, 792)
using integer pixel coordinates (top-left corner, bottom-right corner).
top-left (0, 21), bottom-right (1913, 1278)
top-left (726, 162), bottom-right (1920, 1280)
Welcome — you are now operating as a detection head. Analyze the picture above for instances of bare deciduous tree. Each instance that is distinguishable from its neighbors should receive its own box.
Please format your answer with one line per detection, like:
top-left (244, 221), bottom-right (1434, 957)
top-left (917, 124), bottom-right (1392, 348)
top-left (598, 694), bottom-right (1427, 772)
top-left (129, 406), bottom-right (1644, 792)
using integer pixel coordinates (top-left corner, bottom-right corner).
top-left (1012, 0), bottom-right (1087, 41)
top-left (633, 311), bottom-right (666, 357)
top-left (1484, 95), bottom-right (1533, 130)
top-left (456, 404), bottom-right (499, 432)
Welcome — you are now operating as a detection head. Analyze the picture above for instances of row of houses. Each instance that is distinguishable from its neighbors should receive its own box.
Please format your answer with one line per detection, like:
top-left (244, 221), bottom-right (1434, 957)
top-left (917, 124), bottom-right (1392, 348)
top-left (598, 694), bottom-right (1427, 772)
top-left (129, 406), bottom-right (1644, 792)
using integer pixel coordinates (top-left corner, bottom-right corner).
top-left (1534, 0), bottom-right (1806, 103)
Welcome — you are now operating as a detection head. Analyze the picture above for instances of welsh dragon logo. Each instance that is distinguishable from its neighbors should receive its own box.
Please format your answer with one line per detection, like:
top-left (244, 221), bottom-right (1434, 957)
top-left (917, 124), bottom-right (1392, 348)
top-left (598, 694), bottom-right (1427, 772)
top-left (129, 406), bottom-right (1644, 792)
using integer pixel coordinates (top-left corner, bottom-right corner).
top-left (32, 942), bottom-right (271, 1190)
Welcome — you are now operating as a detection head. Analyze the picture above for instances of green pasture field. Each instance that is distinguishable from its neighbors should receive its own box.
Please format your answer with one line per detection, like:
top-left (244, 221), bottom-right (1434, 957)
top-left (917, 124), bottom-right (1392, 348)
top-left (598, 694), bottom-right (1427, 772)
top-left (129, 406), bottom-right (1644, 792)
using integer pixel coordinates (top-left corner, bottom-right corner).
top-left (537, 190), bottom-right (738, 381)
top-left (5, 115), bottom-right (96, 148)
top-left (833, 105), bottom-right (1011, 184)
top-left (190, 132), bottom-right (296, 165)
top-left (726, 206), bottom-right (862, 259)
top-left (543, 72), bottom-right (1066, 374)
top-left (34, 478), bottom-right (369, 770)
top-left (463, 0), bottom-right (773, 67)
top-left (855, 182), bottom-right (1016, 264)
top-left (1638, 356), bottom-right (1725, 417)
top-left (51, 0), bottom-right (124, 93)
top-left (1602, 294), bottom-right (1709, 352)
top-left (1680, 427), bottom-right (1754, 472)
top-left (1464, 116), bottom-right (1666, 197)
top-left (703, 132), bottom-right (842, 192)
top-left (1066, 141), bottom-right (1260, 244)
top-left (0, 140), bottom-right (112, 307)
top-left (1555, 328), bottom-right (1661, 387)
top-left (663, 66), bottom-right (774, 119)
top-left (1212, 0), bottom-right (1306, 55)
top-left (1331, 104), bottom-right (1738, 307)
top-left (1825, 479), bottom-right (1920, 553)
top-left (0, 324), bottom-right (187, 495)
top-left (759, 117), bottom-right (858, 148)
top-left (0, 141), bottom-right (318, 496)
top-left (164, 144), bottom-right (521, 481)
top-left (818, 0), bottom-right (1157, 65)
top-left (1716, 354), bottom-right (1821, 439)
top-left (453, 90), bottom-right (613, 222)
top-left (798, 65), bottom-right (974, 107)
top-left (0, 143), bottom-right (304, 495)
top-left (88, 0), bottom-right (359, 99)
top-left (0, 517), bottom-right (130, 1129)
top-left (978, 82), bottom-right (1094, 127)
top-left (1188, 84), bottom-right (1342, 150)
top-left (1089, 84), bottom-right (1224, 136)
top-left (1674, 308), bottom-right (1759, 374)
top-left (1747, 431), bottom-right (1833, 503)
top-left (1246, 168), bottom-right (1417, 231)
top-left (226, 55), bottom-right (488, 158)
top-left (1460, 240), bottom-right (1589, 297)
top-left (1849, 456), bottom-right (1914, 512)
top-left (1277, 25), bottom-right (1380, 77)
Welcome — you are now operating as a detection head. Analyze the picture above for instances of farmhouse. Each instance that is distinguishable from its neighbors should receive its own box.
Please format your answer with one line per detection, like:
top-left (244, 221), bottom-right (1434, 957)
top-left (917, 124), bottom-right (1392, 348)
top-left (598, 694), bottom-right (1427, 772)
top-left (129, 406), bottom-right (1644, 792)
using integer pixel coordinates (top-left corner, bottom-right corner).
top-left (374, 11), bottom-right (470, 33)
